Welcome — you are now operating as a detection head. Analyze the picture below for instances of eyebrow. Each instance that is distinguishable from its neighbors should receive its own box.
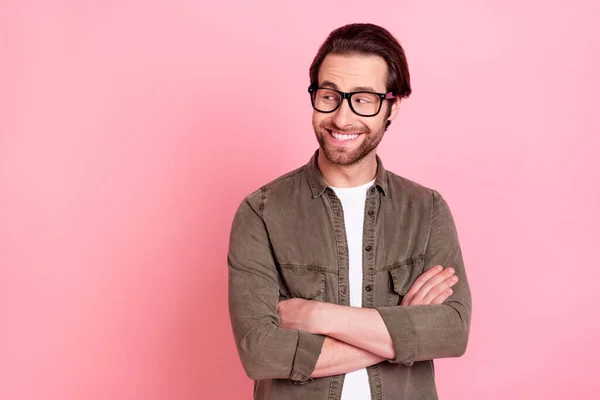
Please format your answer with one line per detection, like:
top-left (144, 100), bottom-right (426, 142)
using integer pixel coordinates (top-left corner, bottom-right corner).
top-left (320, 80), bottom-right (378, 92)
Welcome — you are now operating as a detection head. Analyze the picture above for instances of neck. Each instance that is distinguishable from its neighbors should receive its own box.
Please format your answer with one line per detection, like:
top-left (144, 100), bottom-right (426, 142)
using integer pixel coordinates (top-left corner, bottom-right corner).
top-left (317, 149), bottom-right (378, 188)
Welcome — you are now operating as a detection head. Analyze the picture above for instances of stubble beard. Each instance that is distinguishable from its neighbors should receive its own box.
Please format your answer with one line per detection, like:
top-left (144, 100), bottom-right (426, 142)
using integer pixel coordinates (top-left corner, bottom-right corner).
top-left (314, 121), bottom-right (386, 166)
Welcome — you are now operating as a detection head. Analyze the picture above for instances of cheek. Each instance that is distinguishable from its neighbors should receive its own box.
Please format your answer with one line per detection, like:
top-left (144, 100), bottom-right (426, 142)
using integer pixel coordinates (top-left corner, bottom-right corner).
top-left (360, 116), bottom-right (385, 133)
top-left (312, 112), bottom-right (326, 129)
top-left (378, 115), bottom-right (390, 131)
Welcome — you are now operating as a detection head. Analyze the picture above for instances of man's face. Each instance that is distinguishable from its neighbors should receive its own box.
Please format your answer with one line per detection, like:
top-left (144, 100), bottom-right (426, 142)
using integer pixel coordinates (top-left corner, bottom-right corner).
top-left (312, 53), bottom-right (400, 166)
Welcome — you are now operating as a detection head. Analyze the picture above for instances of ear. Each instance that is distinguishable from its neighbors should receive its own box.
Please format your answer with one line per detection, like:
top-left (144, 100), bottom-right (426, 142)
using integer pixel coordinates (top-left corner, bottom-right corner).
top-left (385, 97), bottom-right (401, 131)
top-left (388, 97), bottom-right (401, 122)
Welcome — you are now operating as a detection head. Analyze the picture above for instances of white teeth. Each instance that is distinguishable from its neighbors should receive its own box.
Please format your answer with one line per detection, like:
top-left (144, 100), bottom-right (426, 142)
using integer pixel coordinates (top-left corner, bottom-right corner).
top-left (331, 131), bottom-right (359, 141)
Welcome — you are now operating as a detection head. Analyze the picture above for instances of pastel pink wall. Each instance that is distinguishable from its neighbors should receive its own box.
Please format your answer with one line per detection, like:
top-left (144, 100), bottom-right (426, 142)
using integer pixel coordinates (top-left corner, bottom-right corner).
top-left (2, 1), bottom-right (599, 399)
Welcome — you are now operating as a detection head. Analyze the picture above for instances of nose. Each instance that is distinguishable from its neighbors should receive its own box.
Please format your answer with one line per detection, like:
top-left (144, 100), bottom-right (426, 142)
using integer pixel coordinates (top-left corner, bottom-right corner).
top-left (331, 98), bottom-right (356, 129)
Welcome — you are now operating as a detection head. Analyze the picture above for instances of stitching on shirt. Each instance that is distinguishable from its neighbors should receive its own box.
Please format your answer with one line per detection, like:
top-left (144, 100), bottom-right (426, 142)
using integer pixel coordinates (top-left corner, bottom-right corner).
top-left (305, 164), bottom-right (318, 196)
top-left (256, 167), bottom-right (308, 218)
top-left (259, 166), bottom-right (306, 192)
top-left (258, 187), bottom-right (266, 218)
top-left (424, 189), bottom-right (436, 254)
top-left (279, 263), bottom-right (331, 273)
top-left (375, 254), bottom-right (425, 273)
top-left (328, 375), bottom-right (342, 399)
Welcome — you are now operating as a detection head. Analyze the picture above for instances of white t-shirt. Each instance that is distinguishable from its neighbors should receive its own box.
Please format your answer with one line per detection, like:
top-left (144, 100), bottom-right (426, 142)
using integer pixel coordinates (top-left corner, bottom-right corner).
top-left (330, 179), bottom-right (376, 400)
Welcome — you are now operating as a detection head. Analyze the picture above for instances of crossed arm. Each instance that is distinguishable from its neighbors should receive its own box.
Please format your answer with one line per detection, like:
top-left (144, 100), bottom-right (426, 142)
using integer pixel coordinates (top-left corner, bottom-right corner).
top-left (278, 265), bottom-right (459, 377)
top-left (228, 190), bottom-right (471, 382)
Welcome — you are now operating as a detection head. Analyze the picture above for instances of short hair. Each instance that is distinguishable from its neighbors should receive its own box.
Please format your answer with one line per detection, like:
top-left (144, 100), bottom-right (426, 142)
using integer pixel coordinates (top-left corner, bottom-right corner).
top-left (309, 23), bottom-right (412, 98)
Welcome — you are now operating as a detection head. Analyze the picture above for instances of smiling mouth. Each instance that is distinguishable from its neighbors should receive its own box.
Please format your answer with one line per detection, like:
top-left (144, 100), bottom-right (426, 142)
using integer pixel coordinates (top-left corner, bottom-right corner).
top-left (327, 129), bottom-right (363, 141)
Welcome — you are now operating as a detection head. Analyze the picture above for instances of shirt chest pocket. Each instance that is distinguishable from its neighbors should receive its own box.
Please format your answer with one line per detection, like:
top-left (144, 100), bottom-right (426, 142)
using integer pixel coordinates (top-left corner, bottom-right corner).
top-left (386, 255), bottom-right (425, 306)
top-left (278, 264), bottom-right (326, 302)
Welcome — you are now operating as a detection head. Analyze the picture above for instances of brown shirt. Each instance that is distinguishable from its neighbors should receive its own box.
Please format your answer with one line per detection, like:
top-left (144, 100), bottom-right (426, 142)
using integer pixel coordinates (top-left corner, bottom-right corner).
top-left (228, 151), bottom-right (472, 399)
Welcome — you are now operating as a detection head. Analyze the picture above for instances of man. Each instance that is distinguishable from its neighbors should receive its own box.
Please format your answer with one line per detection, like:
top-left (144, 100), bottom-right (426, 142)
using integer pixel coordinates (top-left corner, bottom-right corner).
top-left (227, 23), bottom-right (471, 400)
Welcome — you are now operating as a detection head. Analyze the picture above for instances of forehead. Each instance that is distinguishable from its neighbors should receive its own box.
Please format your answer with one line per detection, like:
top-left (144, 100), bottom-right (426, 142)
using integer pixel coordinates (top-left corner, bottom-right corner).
top-left (318, 53), bottom-right (388, 92)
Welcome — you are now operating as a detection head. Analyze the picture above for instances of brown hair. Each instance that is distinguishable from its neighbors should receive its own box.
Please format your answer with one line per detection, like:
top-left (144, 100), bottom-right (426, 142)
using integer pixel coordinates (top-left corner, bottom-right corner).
top-left (309, 23), bottom-right (412, 99)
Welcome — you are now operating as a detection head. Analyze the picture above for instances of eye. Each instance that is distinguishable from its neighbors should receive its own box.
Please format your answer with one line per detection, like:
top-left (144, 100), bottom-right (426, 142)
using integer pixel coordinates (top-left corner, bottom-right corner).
top-left (355, 97), bottom-right (374, 104)
top-left (318, 89), bottom-right (340, 103)
top-left (353, 93), bottom-right (378, 104)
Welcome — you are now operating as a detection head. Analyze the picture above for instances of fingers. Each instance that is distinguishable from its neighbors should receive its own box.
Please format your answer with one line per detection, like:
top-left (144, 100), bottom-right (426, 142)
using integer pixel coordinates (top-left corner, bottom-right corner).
top-left (401, 265), bottom-right (443, 306)
top-left (431, 288), bottom-right (453, 305)
top-left (402, 266), bottom-right (459, 306)
top-left (412, 267), bottom-right (456, 303)
top-left (421, 274), bottom-right (458, 304)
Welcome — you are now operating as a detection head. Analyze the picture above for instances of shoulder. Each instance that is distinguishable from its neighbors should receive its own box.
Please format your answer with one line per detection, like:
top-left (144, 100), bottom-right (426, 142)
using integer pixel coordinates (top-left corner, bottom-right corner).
top-left (238, 164), bottom-right (308, 215)
top-left (384, 170), bottom-right (455, 224)
top-left (384, 170), bottom-right (439, 200)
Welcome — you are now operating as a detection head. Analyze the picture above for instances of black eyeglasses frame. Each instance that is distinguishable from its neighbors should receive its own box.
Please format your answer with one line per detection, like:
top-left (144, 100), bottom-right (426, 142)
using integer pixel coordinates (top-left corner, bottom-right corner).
top-left (308, 85), bottom-right (396, 117)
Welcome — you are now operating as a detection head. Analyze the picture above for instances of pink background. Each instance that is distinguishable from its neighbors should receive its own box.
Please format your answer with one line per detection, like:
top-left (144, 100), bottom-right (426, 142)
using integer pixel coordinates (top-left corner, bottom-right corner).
top-left (2, 1), bottom-right (599, 399)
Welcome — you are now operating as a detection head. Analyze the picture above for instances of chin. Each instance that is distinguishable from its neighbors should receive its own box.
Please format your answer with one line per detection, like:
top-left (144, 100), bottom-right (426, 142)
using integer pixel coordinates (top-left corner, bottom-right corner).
top-left (322, 147), bottom-right (364, 166)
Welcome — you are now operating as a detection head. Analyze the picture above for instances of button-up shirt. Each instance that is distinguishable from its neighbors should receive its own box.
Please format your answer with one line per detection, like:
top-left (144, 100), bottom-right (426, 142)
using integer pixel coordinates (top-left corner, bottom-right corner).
top-left (227, 150), bottom-right (472, 399)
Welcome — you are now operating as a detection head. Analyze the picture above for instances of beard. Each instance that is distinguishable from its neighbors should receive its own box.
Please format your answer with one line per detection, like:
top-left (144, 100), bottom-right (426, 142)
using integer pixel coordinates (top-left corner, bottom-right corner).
top-left (313, 119), bottom-right (386, 166)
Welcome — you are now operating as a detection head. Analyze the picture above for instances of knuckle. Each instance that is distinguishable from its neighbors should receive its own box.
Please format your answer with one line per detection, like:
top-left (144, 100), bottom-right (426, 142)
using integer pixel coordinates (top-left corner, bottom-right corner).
top-left (432, 284), bottom-right (447, 296)
top-left (421, 283), bottom-right (435, 293)
top-left (447, 276), bottom-right (459, 286)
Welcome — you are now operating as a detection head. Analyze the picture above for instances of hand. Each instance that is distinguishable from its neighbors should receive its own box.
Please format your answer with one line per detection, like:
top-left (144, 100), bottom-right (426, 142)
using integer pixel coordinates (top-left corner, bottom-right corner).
top-left (277, 298), bottom-right (322, 333)
top-left (401, 265), bottom-right (458, 306)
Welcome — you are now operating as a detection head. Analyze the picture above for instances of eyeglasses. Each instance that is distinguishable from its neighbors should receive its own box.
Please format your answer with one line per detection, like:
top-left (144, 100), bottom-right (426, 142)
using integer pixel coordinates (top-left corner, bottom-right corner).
top-left (308, 85), bottom-right (395, 117)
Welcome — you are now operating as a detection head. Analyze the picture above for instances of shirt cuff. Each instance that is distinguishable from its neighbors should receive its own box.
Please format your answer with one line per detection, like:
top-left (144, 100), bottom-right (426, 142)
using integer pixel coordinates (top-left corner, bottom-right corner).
top-left (375, 306), bottom-right (417, 366)
top-left (290, 331), bottom-right (325, 383)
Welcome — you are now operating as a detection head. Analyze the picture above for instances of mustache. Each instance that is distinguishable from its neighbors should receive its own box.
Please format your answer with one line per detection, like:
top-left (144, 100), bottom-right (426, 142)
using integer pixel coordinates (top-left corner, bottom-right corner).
top-left (324, 125), bottom-right (368, 134)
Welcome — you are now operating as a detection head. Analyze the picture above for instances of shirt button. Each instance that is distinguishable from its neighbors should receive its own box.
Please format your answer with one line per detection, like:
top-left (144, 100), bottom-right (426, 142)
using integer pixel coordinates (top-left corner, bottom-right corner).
top-left (365, 245), bottom-right (372, 252)
top-left (370, 187), bottom-right (376, 193)
top-left (365, 285), bottom-right (373, 292)
top-left (368, 210), bottom-right (374, 216)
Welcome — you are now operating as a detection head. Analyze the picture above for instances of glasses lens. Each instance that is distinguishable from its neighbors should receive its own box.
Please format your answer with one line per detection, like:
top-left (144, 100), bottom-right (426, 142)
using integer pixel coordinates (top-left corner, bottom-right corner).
top-left (313, 89), bottom-right (341, 112)
top-left (350, 92), bottom-right (381, 116)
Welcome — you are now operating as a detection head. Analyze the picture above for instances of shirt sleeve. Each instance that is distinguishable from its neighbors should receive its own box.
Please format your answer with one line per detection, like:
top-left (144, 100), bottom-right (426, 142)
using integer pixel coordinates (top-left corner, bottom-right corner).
top-left (375, 189), bottom-right (472, 365)
top-left (228, 194), bottom-right (325, 382)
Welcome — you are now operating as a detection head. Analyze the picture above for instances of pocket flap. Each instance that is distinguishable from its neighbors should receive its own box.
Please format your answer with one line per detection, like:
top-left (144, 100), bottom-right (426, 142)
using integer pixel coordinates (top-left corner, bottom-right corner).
top-left (279, 265), bottom-right (325, 300)
top-left (387, 255), bottom-right (425, 296)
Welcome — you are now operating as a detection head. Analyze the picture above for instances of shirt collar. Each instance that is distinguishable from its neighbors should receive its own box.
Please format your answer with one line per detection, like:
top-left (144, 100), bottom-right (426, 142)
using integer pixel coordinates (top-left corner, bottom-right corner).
top-left (305, 149), bottom-right (389, 198)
